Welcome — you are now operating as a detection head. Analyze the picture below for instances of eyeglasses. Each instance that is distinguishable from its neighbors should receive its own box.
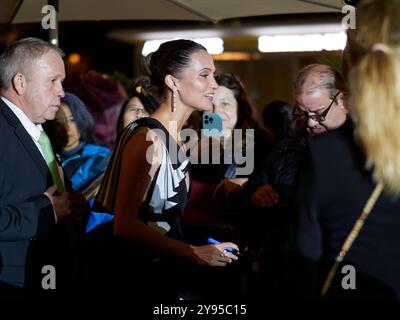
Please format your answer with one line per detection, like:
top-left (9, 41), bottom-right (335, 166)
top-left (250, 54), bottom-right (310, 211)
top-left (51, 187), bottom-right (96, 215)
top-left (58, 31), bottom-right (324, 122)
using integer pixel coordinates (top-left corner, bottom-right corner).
top-left (293, 92), bottom-right (339, 123)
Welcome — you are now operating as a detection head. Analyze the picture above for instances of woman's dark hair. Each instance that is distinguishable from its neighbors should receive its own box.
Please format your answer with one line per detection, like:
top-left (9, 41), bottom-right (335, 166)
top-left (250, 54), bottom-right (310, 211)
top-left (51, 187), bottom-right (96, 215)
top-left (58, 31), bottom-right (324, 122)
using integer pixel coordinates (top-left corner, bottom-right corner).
top-left (116, 77), bottom-right (160, 136)
top-left (262, 100), bottom-right (293, 142)
top-left (214, 73), bottom-right (259, 130)
top-left (214, 73), bottom-right (269, 158)
top-left (61, 92), bottom-right (98, 144)
top-left (145, 39), bottom-right (206, 98)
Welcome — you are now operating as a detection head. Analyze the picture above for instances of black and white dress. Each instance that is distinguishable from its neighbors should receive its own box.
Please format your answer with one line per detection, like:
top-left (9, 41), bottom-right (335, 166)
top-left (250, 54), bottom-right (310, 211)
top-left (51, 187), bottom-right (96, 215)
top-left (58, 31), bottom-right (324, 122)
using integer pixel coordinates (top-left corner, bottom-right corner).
top-left (95, 117), bottom-right (190, 241)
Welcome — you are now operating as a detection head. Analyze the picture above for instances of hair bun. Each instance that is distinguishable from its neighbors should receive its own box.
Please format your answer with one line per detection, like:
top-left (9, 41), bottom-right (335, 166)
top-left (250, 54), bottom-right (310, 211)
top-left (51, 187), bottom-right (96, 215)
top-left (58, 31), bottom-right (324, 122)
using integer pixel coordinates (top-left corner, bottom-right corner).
top-left (134, 76), bottom-right (153, 93)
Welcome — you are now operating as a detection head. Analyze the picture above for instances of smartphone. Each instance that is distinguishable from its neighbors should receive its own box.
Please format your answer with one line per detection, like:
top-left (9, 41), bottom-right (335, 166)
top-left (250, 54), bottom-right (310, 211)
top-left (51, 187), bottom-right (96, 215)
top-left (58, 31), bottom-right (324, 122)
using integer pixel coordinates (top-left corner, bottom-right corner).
top-left (202, 112), bottom-right (223, 137)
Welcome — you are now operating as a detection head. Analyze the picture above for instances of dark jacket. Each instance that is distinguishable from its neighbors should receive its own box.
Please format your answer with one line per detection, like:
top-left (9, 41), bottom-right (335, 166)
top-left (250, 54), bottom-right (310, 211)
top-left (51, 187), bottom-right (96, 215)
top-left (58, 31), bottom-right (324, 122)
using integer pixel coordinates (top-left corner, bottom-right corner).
top-left (0, 98), bottom-right (56, 296)
top-left (289, 121), bottom-right (400, 299)
top-left (244, 131), bottom-right (307, 206)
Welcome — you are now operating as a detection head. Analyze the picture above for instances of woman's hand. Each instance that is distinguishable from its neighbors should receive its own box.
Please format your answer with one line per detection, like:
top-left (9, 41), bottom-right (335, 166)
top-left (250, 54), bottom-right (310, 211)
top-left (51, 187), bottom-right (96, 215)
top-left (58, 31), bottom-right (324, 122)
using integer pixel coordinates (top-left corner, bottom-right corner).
top-left (190, 242), bottom-right (239, 266)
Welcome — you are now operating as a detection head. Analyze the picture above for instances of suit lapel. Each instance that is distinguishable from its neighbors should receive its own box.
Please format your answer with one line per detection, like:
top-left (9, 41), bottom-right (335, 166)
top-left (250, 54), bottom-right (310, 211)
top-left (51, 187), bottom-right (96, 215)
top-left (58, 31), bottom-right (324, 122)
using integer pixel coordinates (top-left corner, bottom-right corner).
top-left (14, 125), bottom-right (51, 182)
top-left (0, 98), bottom-right (51, 183)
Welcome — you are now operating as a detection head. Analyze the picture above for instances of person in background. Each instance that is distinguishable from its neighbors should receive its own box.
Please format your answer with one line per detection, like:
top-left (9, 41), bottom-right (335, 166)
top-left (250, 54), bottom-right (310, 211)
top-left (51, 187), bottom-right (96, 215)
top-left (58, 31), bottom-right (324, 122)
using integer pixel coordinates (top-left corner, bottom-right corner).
top-left (185, 72), bottom-right (273, 223)
top-left (251, 64), bottom-right (348, 206)
top-left (116, 76), bottom-right (159, 138)
top-left (293, 64), bottom-right (348, 136)
top-left (45, 92), bottom-right (117, 296)
top-left (44, 92), bottom-right (111, 194)
top-left (213, 73), bottom-right (272, 183)
top-left (64, 69), bottom-right (127, 150)
top-left (44, 92), bottom-right (113, 233)
top-left (262, 100), bottom-right (293, 145)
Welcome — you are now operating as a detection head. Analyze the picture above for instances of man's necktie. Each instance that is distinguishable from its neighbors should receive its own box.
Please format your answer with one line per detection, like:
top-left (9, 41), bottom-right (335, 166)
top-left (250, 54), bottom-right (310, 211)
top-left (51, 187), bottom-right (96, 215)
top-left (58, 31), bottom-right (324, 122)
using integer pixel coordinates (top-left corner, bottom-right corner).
top-left (38, 131), bottom-right (65, 193)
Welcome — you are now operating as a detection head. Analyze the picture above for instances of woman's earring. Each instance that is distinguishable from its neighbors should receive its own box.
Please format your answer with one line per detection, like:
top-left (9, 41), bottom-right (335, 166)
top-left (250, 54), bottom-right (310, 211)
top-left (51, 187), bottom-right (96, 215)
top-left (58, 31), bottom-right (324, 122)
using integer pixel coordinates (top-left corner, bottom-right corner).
top-left (172, 90), bottom-right (177, 112)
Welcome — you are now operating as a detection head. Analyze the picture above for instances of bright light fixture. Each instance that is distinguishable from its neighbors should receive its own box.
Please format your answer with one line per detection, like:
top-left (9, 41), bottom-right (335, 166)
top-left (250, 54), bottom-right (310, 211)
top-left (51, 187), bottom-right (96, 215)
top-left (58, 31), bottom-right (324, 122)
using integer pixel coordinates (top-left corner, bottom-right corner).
top-left (142, 37), bottom-right (224, 56)
top-left (258, 32), bottom-right (347, 53)
top-left (67, 53), bottom-right (82, 64)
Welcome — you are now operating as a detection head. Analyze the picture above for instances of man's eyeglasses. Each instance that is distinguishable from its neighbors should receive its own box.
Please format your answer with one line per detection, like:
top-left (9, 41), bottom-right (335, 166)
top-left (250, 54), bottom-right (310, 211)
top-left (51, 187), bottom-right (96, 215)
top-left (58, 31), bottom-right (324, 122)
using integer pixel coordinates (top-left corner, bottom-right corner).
top-left (293, 92), bottom-right (339, 123)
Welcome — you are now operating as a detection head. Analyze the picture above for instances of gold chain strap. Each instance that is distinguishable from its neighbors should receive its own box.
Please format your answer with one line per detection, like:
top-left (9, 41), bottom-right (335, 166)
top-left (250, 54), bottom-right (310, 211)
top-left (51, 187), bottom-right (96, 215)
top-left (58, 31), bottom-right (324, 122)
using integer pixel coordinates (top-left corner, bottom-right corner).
top-left (321, 182), bottom-right (383, 296)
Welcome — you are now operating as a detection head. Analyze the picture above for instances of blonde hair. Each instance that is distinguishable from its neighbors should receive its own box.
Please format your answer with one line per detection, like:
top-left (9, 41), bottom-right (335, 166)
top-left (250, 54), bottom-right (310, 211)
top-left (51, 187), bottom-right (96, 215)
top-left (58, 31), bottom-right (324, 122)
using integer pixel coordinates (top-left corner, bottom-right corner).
top-left (348, 0), bottom-right (400, 195)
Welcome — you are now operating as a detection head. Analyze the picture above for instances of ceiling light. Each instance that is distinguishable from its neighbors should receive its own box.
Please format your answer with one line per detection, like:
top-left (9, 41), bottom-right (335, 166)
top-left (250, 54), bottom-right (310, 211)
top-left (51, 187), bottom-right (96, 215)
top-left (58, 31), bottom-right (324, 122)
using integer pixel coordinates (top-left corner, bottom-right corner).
top-left (258, 32), bottom-right (347, 53)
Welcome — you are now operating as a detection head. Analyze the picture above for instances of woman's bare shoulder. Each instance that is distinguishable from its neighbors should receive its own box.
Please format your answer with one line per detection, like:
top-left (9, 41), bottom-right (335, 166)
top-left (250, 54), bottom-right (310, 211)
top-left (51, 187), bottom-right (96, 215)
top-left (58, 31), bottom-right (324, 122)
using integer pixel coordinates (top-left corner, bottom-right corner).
top-left (123, 126), bottom-right (163, 172)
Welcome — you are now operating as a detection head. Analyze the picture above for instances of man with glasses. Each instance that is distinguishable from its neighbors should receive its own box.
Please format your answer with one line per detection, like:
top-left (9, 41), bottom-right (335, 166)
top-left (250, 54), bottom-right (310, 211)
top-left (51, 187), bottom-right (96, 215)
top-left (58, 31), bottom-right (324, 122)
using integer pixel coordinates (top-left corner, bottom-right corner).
top-left (250, 64), bottom-right (348, 207)
top-left (293, 64), bottom-right (347, 136)
top-left (247, 65), bottom-right (348, 298)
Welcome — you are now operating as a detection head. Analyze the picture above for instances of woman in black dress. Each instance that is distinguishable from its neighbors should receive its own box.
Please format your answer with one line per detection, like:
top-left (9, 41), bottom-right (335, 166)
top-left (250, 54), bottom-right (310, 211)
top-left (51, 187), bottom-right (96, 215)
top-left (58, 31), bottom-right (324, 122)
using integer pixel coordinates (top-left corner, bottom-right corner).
top-left (95, 40), bottom-right (239, 298)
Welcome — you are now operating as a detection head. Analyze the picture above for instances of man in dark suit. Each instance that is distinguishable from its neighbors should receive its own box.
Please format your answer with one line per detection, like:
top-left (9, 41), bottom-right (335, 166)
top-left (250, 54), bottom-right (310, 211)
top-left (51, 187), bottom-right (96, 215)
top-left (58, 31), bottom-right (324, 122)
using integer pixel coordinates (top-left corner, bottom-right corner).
top-left (0, 37), bottom-right (75, 298)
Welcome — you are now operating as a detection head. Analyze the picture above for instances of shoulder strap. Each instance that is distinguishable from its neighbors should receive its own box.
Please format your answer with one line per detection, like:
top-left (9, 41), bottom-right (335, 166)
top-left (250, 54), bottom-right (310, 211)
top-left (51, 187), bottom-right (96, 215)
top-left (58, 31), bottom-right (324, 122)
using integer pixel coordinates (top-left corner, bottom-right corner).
top-left (93, 120), bottom-right (149, 212)
top-left (321, 182), bottom-right (383, 296)
top-left (94, 117), bottom-right (188, 213)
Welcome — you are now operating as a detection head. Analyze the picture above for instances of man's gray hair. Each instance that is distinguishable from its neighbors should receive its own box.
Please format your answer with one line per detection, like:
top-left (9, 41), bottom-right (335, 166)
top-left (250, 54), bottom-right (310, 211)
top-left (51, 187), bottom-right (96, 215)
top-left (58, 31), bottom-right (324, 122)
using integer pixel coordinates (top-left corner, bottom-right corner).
top-left (0, 37), bottom-right (65, 90)
top-left (293, 64), bottom-right (344, 98)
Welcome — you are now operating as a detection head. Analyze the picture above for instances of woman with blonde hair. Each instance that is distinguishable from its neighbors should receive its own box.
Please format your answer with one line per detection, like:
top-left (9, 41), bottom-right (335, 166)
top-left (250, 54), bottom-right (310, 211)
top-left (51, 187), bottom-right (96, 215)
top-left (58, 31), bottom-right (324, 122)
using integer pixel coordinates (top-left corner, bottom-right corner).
top-left (290, 0), bottom-right (400, 299)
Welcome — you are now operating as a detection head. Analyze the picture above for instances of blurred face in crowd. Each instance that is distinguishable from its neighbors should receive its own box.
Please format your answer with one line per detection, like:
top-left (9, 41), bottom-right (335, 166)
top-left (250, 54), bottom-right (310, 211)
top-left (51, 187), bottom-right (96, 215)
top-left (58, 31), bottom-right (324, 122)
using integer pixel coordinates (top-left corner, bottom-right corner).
top-left (19, 50), bottom-right (65, 124)
top-left (122, 96), bottom-right (149, 129)
top-left (213, 85), bottom-right (238, 131)
top-left (53, 102), bottom-right (80, 151)
top-left (174, 50), bottom-right (218, 112)
top-left (295, 78), bottom-right (347, 135)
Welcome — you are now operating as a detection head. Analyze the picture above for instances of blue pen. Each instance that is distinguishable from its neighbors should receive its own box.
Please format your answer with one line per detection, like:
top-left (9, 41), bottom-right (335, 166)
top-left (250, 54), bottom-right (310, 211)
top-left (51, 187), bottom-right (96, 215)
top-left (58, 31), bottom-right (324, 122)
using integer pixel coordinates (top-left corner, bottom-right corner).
top-left (207, 237), bottom-right (241, 256)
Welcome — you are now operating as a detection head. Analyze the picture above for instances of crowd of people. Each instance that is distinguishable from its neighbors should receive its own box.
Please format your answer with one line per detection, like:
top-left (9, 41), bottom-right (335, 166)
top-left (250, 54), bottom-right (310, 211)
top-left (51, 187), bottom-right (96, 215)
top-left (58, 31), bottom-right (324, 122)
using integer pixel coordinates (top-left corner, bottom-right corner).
top-left (1, 0), bottom-right (400, 300)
